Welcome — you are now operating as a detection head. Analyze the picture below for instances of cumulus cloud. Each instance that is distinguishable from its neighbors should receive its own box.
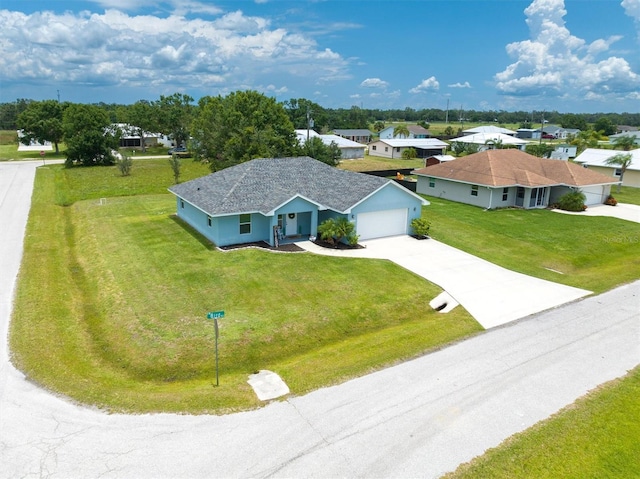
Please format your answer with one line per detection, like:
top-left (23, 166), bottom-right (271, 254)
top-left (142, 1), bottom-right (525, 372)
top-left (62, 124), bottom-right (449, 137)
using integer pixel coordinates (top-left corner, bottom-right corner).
top-left (448, 81), bottom-right (471, 88)
top-left (360, 78), bottom-right (389, 88)
top-left (495, 0), bottom-right (640, 100)
top-left (0, 7), bottom-right (348, 95)
top-left (409, 76), bottom-right (439, 93)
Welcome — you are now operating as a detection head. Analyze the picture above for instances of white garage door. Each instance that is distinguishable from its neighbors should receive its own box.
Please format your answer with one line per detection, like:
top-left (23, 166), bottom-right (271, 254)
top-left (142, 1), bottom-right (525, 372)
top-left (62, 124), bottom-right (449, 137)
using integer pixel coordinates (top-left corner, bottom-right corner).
top-left (581, 185), bottom-right (607, 205)
top-left (356, 208), bottom-right (408, 240)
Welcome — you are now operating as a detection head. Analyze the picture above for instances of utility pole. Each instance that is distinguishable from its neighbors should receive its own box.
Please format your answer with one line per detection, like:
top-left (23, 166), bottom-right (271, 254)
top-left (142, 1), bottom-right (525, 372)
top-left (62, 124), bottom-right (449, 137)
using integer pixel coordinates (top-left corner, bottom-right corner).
top-left (57, 90), bottom-right (60, 102)
top-left (445, 99), bottom-right (449, 124)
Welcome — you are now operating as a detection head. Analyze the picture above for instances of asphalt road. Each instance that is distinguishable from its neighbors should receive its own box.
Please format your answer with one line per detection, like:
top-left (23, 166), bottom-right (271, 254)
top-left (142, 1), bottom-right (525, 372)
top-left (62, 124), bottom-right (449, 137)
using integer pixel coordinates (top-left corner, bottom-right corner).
top-left (1, 161), bottom-right (639, 478)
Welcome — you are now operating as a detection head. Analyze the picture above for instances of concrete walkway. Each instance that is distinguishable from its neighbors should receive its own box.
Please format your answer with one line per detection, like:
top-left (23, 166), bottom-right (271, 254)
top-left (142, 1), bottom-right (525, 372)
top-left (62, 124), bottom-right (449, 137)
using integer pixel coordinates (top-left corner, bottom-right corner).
top-left (552, 202), bottom-right (640, 223)
top-left (299, 236), bottom-right (591, 329)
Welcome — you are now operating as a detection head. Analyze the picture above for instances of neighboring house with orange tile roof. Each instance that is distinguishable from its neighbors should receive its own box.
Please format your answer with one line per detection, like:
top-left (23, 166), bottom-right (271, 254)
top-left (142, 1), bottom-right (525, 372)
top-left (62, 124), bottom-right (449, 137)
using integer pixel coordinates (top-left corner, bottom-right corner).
top-left (412, 149), bottom-right (618, 209)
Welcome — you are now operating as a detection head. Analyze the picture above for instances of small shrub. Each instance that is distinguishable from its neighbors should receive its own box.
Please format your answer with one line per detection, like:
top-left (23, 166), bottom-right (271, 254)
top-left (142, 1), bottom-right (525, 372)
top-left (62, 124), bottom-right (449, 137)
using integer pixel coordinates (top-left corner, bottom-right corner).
top-left (317, 217), bottom-right (357, 245)
top-left (402, 147), bottom-right (417, 160)
top-left (411, 218), bottom-right (431, 237)
top-left (116, 154), bottom-right (133, 176)
top-left (604, 195), bottom-right (618, 206)
top-left (169, 155), bottom-right (181, 184)
top-left (557, 190), bottom-right (586, 212)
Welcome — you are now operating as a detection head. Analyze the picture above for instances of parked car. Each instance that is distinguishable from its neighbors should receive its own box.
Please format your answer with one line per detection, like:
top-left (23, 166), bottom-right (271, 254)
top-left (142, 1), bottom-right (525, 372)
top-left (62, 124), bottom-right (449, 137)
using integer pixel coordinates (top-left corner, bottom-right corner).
top-left (542, 134), bottom-right (555, 139)
top-left (168, 146), bottom-right (190, 157)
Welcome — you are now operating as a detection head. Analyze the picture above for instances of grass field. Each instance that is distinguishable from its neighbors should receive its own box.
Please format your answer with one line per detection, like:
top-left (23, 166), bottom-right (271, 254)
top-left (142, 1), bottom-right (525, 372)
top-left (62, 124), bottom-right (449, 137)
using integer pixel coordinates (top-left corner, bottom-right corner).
top-left (446, 366), bottom-right (640, 479)
top-left (10, 161), bottom-right (481, 413)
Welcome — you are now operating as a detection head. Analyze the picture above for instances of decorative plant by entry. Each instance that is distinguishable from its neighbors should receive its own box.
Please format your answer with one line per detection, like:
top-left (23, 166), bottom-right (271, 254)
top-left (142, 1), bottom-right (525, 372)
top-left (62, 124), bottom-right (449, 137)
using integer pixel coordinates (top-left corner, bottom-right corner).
top-left (317, 217), bottom-right (358, 245)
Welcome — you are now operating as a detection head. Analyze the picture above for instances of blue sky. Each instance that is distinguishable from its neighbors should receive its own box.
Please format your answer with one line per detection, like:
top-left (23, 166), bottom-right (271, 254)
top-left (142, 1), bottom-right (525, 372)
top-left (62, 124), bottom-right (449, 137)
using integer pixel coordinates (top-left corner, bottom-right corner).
top-left (1, 0), bottom-right (639, 113)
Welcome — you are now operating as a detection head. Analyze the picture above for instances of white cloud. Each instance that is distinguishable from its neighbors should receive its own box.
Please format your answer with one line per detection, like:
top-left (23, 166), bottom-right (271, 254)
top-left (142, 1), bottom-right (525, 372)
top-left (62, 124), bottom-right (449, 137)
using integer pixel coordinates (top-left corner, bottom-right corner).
top-left (622, 0), bottom-right (640, 22)
top-left (0, 8), bottom-right (349, 95)
top-left (360, 78), bottom-right (389, 88)
top-left (495, 0), bottom-right (640, 100)
top-left (448, 81), bottom-right (471, 89)
top-left (409, 76), bottom-right (439, 93)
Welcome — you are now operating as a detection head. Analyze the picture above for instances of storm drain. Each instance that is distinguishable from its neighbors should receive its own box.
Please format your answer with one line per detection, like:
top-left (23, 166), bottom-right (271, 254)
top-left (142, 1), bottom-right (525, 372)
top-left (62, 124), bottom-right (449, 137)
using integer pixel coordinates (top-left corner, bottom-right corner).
top-left (429, 291), bottom-right (459, 313)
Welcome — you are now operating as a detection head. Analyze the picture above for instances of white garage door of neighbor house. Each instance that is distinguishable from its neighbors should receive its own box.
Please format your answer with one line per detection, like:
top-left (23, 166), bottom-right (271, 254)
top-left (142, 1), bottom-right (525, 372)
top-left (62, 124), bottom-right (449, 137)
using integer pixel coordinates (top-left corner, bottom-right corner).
top-left (357, 208), bottom-right (408, 240)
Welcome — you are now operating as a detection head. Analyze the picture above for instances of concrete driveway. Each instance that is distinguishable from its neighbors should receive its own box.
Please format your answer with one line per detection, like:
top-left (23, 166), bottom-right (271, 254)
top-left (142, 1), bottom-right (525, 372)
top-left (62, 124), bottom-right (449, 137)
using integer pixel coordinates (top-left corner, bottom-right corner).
top-left (300, 236), bottom-right (591, 329)
top-left (552, 202), bottom-right (640, 223)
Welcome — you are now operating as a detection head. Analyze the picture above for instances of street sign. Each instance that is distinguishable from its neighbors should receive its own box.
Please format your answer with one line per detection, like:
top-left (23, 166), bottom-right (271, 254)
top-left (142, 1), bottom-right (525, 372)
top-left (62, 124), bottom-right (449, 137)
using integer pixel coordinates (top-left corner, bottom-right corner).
top-left (206, 310), bottom-right (224, 386)
top-left (39, 151), bottom-right (45, 157)
top-left (207, 310), bottom-right (224, 319)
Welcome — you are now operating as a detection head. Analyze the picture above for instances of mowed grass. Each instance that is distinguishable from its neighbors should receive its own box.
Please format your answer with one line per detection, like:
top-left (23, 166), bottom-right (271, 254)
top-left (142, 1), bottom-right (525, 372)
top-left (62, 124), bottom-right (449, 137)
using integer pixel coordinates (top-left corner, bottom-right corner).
top-left (422, 196), bottom-right (640, 294)
top-left (445, 366), bottom-right (640, 479)
top-left (611, 185), bottom-right (640, 205)
top-left (339, 154), bottom-right (424, 172)
top-left (10, 163), bottom-right (481, 413)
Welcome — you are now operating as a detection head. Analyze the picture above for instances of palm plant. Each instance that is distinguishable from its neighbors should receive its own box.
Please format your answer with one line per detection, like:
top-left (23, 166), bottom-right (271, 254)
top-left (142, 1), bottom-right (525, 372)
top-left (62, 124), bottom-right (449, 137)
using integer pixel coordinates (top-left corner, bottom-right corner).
top-left (393, 124), bottom-right (410, 139)
top-left (606, 153), bottom-right (633, 192)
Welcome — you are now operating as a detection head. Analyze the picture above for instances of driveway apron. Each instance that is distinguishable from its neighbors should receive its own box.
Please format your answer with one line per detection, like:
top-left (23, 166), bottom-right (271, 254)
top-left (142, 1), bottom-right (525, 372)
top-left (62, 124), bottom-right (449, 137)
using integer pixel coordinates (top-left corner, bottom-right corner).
top-left (299, 236), bottom-right (591, 329)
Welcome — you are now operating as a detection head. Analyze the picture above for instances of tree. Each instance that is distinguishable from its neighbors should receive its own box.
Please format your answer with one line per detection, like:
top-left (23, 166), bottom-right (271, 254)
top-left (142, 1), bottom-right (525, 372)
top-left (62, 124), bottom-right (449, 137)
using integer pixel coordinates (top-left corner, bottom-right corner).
top-left (612, 135), bottom-right (637, 151)
top-left (283, 98), bottom-right (328, 131)
top-left (317, 217), bottom-right (358, 246)
top-left (120, 100), bottom-right (160, 152)
top-left (526, 143), bottom-right (555, 158)
top-left (63, 104), bottom-right (118, 167)
top-left (156, 93), bottom-right (194, 148)
top-left (299, 136), bottom-right (341, 166)
top-left (484, 138), bottom-right (504, 150)
top-left (593, 117), bottom-right (616, 136)
top-left (605, 153), bottom-right (633, 192)
top-left (570, 130), bottom-right (600, 154)
top-left (169, 155), bottom-right (182, 184)
top-left (401, 147), bottom-right (417, 159)
top-left (17, 100), bottom-right (66, 153)
top-left (372, 120), bottom-right (385, 132)
top-left (116, 153), bottom-right (133, 176)
top-left (393, 123), bottom-right (410, 138)
top-left (192, 90), bottom-right (297, 171)
top-left (560, 113), bottom-right (588, 130)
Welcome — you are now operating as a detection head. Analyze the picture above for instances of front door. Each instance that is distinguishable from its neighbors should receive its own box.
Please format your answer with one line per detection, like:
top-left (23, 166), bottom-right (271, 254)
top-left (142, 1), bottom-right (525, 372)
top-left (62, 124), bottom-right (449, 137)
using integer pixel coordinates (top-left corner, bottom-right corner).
top-left (285, 213), bottom-right (297, 236)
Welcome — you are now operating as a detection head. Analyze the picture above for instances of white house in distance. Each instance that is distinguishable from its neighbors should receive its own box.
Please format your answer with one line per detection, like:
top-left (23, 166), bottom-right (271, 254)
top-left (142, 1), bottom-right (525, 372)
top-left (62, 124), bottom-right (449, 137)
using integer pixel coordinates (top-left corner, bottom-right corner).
top-left (449, 132), bottom-right (529, 151)
top-left (367, 138), bottom-right (448, 159)
top-left (378, 124), bottom-right (431, 139)
top-left (295, 129), bottom-right (365, 160)
top-left (16, 130), bottom-right (53, 151)
top-left (332, 129), bottom-right (373, 144)
top-left (574, 148), bottom-right (640, 187)
top-left (463, 125), bottom-right (516, 136)
top-left (412, 149), bottom-right (617, 209)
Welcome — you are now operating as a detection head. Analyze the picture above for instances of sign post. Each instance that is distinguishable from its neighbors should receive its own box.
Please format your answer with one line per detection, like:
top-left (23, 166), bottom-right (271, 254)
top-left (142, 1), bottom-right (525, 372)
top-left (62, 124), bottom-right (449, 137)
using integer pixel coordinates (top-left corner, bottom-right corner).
top-left (40, 150), bottom-right (45, 165)
top-left (207, 310), bottom-right (224, 386)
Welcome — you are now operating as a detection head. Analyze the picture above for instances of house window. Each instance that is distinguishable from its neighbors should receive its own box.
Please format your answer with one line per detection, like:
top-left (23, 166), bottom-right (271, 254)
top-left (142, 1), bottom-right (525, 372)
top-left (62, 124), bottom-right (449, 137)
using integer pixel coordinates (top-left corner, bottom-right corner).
top-left (429, 178), bottom-right (435, 188)
top-left (372, 145), bottom-right (377, 151)
top-left (207, 215), bottom-right (212, 227)
top-left (239, 213), bottom-right (251, 234)
top-left (471, 185), bottom-right (479, 197)
top-left (396, 147), bottom-right (401, 152)
top-left (385, 147), bottom-right (389, 152)
top-left (614, 168), bottom-right (622, 177)
top-left (502, 187), bottom-right (508, 201)
top-left (180, 200), bottom-right (184, 209)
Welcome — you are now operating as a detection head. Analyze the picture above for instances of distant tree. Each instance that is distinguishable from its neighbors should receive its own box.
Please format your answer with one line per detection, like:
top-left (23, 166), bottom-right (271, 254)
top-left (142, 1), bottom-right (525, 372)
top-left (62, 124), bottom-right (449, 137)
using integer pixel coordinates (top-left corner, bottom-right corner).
top-left (606, 153), bottom-right (633, 192)
top-left (299, 136), bottom-right (341, 166)
top-left (593, 117), bottom-right (616, 136)
top-left (156, 93), bottom-right (194, 148)
top-left (526, 143), bottom-right (555, 158)
top-left (393, 123), bottom-right (410, 139)
top-left (560, 113), bottom-right (588, 130)
top-left (120, 100), bottom-right (160, 152)
top-left (17, 100), bottom-right (67, 154)
top-left (484, 138), bottom-right (504, 150)
top-left (570, 130), bottom-right (600, 154)
top-left (0, 99), bottom-right (31, 130)
top-left (443, 126), bottom-right (455, 136)
top-left (372, 120), bottom-right (385, 132)
top-left (452, 142), bottom-right (466, 156)
top-left (417, 120), bottom-right (430, 130)
top-left (63, 104), bottom-right (118, 167)
top-left (612, 135), bottom-right (637, 151)
top-left (192, 90), bottom-right (297, 171)
top-left (283, 98), bottom-right (328, 131)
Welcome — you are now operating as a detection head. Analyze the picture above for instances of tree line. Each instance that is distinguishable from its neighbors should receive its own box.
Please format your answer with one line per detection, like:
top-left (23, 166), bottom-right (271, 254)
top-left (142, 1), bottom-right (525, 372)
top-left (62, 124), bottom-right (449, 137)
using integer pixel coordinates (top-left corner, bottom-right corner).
top-left (6, 91), bottom-right (639, 169)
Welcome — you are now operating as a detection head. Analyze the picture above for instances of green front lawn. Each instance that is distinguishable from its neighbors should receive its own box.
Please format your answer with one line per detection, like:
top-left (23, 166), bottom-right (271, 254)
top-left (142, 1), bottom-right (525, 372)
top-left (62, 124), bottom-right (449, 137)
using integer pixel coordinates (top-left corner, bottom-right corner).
top-left (422, 196), bottom-right (640, 294)
top-left (611, 185), bottom-right (640, 205)
top-left (10, 163), bottom-right (480, 413)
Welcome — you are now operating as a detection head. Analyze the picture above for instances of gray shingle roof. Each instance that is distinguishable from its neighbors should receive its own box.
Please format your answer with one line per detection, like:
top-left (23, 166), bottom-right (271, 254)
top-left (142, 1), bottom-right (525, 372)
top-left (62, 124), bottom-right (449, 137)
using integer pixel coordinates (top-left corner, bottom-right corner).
top-left (168, 156), bottom-right (391, 216)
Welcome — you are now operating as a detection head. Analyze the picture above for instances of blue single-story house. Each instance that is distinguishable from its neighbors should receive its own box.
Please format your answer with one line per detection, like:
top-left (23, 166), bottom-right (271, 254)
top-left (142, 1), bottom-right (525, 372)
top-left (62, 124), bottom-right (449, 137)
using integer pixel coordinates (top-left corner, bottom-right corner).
top-left (168, 156), bottom-right (428, 247)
